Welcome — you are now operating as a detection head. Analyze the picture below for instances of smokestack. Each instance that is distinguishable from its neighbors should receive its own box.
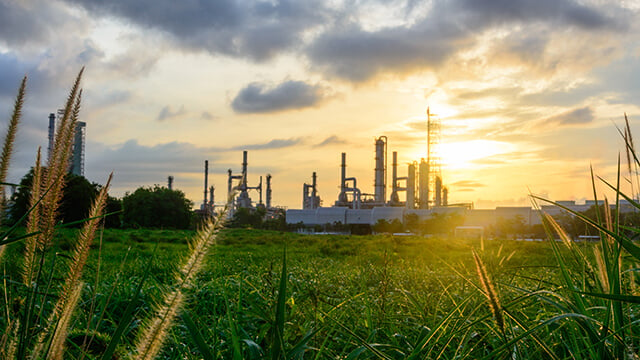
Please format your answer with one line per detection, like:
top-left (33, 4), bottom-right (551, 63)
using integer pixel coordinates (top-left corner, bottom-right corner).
top-left (168, 176), bottom-right (174, 190)
top-left (266, 174), bottom-right (272, 208)
top-left (209, 186), bottom-right (215, 207)
top-left (443, 187), bottom-right (448, 206)
top-left (242, 150), bottom-right (248, 188)
top-left (312, 171), bottom-right (317, 206)
top-left (259, 175), bottom-right (263, 205)
top-left (338, 153), bottom-right (347, 203)
top-left (203, 160), bottom-right (209, 206)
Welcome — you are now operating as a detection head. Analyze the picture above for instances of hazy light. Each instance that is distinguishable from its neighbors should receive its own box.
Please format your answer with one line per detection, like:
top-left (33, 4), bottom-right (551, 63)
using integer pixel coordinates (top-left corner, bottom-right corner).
top-left (439, 140), bottom-right (516, 169)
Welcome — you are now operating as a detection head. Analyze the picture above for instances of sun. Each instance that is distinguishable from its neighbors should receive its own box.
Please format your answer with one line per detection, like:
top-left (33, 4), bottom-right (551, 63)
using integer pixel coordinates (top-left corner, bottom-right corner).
top-left (437, 140), bottom-right (515, 169)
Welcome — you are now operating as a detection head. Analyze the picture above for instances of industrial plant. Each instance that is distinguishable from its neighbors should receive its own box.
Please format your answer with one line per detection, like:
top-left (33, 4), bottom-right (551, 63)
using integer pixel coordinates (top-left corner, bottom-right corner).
top-left (41, 107), bottom-right (629, 234)
top-left (194, 150), bottom-right (278, 219)
top-left (286, 109), bottom-right (635, 233)
top-left (48, 110), bottom-right (86, 176)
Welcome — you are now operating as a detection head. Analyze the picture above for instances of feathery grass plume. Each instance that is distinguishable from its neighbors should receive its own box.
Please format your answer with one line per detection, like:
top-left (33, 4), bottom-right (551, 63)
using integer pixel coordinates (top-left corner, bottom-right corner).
top-left (0, 76), bottom-right (26, 263)
top-left (0, 75), bottom-right (26, 218)
top-left (472, 250), bottom-right (504, 334)
top-left (31, 174), bottom-right (113, 359)
top-left (47, 282), bottom-right (83, 360)
top-left (134, 205), bottom-right (228, 360)
top-left (37, 70), bottom-right (83, 252)
top-left (22, 147), bottom-right (42, 285)
top-left (593, 246), bottom-right (609, 291)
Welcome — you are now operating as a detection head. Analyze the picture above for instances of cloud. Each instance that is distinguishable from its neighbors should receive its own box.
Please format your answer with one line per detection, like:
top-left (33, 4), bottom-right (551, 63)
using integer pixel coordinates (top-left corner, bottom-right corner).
top-left (307, 21), bottom-right (466, 82)
top-left (201, 111), bottom-right (216, 120)
top-left (231, 81), bottom-right (331, 114)
top-left (314, 135), bottom-right (348, 148)
top-left (539, 107), bottom-right (594, 127)
top-left (62, 0), bottom-right (330, 61)
top-left (452, 0), bottom-right (623, 31)
top-left (451, 180), bottom-right (485, 188)
top-left (231, 138), bottom-right (303, 151)
top-left (0, 1), bottom-right (74, 47)
top-left (157, 105), bottom-right (186, 121)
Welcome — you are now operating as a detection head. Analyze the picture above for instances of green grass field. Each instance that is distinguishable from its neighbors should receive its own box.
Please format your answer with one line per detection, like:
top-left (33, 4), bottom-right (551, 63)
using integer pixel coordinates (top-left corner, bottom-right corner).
top-left (6, 227), bottom-right (630, 359)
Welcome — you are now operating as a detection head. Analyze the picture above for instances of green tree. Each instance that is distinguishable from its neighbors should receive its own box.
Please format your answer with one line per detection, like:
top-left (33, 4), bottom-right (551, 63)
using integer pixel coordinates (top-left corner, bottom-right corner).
top-left (9, 168), bottom-right (101, 226)
top-left (122, 185), bottom-right (193, 229)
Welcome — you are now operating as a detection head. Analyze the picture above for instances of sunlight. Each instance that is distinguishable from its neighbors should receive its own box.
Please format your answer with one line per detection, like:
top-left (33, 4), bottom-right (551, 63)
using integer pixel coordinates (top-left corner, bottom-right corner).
top-left (438, 140), bottom-right (515, 169)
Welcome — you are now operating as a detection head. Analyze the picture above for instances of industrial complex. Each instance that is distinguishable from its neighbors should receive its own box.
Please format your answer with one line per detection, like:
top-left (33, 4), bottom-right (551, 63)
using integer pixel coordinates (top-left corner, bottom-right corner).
top-left (44, 108), bottom-right (631, 234)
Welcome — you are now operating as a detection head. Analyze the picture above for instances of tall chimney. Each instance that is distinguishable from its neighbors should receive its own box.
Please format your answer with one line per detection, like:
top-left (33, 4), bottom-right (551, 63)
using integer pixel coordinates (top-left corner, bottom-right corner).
top-left (266, 174), bottom-right (272, 208)
top-left (203, 160), bottom-right (209, 206)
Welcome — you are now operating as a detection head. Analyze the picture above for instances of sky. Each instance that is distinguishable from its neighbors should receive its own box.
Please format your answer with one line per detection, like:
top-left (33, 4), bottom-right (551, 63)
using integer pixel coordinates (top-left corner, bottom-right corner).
top-left (1, 0), bottom-right (639, 210)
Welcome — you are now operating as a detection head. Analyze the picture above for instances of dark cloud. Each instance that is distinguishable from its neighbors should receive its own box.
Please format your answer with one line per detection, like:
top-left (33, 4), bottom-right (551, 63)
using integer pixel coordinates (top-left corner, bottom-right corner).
top-left (0, 1), bottom-right (67, 46)
top-left (540, 107), bottom-right (594, 127)
top-left (307, 21), bottom-right (466, 82)
top-left (232, 81), bottom-right (330, 114)
top-left (0, 52), bottom-right (58, 98)
top-left (63, 0), bottom-right (329, 61)
top-left (157, 105), bottom-right (186, 121)
top-left (452, 0), bottom-right (622, 30)
top-left (314, 135), bottom-right (348, 148)
top-left (306, 0), bottom-right (628, 82)
top-left (231, 138), bottom-right (303, 151)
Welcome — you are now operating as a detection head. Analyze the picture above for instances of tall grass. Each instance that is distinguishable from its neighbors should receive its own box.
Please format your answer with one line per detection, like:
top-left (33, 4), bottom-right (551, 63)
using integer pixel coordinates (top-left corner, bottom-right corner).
top-left (3, 71), bottom-right (640, 359)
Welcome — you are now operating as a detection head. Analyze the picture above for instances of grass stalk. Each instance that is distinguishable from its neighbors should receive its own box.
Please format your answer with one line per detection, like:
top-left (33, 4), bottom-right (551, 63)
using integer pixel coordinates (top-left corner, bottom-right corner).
top-left (133, 206), bottom-right (227, 359)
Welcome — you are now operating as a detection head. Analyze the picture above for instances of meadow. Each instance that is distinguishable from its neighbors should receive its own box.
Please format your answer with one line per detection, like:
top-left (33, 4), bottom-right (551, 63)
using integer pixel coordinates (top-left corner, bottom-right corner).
top-left (5, 226), bottom-right (634, 359)
top-left (4, 70), bottom-right (640, 360)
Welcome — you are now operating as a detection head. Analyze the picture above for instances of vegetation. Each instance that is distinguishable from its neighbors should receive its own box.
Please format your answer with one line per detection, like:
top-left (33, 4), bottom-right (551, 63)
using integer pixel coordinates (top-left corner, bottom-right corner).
top-left (122, 185), bottom-right (193, 229)
top-left (3, 72), bottom-right (640, 359)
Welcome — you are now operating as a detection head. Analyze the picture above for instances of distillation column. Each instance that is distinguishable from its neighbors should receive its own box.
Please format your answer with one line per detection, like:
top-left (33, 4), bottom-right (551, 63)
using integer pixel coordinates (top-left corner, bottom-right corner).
top-left (374, 136), bottom-right (387, 204)
top-left (418, 158), bottom-right (429, 209)
top-left (406, 162), bottom-right (416, 209)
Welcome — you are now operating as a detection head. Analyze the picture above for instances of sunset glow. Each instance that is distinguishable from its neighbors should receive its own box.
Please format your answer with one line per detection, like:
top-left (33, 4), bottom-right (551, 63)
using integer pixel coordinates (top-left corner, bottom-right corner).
top-left (0, 0), bottom-right (638, 209)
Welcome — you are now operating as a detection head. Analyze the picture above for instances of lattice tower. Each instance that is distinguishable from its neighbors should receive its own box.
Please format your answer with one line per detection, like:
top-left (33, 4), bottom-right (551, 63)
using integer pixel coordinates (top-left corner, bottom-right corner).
top-left (426, 108), bottom-right (441, 207)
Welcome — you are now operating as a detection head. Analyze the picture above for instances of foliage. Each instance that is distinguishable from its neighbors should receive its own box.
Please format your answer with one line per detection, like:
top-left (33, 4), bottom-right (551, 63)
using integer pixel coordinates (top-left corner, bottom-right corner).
top-left (122, 185), bottom-right (193, 229)
top-left (9, 169), bottom-right (102, 227)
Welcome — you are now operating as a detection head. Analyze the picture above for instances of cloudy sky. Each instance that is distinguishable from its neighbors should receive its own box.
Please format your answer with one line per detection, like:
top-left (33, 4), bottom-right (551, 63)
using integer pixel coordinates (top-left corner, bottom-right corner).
top-left (1, 0), bottom-right (639, 209)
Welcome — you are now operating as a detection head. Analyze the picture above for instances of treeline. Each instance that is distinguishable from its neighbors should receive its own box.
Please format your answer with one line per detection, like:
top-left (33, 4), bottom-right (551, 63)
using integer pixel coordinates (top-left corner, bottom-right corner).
top-left (5, 168), bottom-right (287, 230)
top-left (6, 169), bottom-right (193, 229)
